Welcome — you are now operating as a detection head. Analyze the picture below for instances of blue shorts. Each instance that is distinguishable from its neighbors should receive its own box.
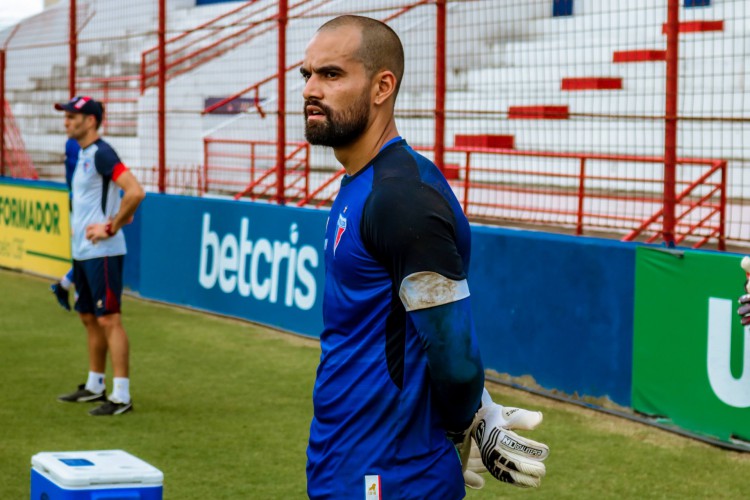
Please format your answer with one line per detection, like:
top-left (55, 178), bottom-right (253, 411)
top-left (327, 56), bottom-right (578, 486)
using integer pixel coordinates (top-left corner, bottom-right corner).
top-left (73, 256), bottom-right (124, 317)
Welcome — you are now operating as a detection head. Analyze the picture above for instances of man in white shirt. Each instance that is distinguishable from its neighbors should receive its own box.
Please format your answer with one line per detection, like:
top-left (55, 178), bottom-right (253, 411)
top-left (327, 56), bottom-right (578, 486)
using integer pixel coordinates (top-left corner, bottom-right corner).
top-left (54, 96), bottom-right (145, 416)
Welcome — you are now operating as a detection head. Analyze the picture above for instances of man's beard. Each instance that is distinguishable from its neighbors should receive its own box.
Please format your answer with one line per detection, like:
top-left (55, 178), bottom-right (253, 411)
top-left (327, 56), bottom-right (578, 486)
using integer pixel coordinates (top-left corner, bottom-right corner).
top-left (304, 92), bottom-right (370, 148)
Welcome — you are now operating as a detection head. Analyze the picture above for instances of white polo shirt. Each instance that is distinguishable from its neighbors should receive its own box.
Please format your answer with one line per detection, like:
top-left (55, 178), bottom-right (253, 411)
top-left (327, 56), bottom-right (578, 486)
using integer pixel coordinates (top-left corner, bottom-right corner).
top-left (70, 138), bottom-right (127, 260)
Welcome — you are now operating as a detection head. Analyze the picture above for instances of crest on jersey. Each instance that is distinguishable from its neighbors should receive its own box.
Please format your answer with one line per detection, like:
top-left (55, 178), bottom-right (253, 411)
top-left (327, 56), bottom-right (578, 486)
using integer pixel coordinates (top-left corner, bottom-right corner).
top-left (333, 212), bottom-right (347, 255)
top-left (83, 158), bottom-right (93, 173)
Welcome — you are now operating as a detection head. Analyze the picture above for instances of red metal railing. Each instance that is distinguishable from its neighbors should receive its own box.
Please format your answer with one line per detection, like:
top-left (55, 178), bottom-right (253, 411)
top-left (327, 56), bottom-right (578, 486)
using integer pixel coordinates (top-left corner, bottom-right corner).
top-left (296, 168), bottom-right (345, 209)
top-left (129, 164), bottom-right (203, 195)
top-left (436, 147), bottom-right (725, 249)
top-left (623, 159), bottom-right (727, 249)
top-left (276, 0), bottom-right (289, 204)
top-left (296, 147), bottom-right (726, 249)
top-left (2, 102), bottom-right (38, 179)
top-left (202, 0), bottom-right (430, 115)
top-left (1, 0), bottom-right (740, 248)
top-left (0, 49), bottom-right (5, 177)
top-left (202, 138), bottom-right (310, 201)
top-left (142, 0), bottom-right (267, 92)
top-left (663, 0), bottom-right (680, 247)
top-left (69, 0), bottom-right (77, 98)
top-left (1, 23), bottom-right (21, 178)
top-left (76, 75), bottom-right (140, 135)
top-left (141, 0), bottom-right (330, 94)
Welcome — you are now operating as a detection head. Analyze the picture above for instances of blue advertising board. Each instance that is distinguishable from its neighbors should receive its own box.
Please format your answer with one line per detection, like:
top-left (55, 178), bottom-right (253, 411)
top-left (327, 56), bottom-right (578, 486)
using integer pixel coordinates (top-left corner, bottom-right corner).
top-left (139, 194), bottom-right (326, 336)
top-left (136, 194), bottom-right (636, 404)
top-left (121, 207), bottom-right (142, 291)
top-left (468, 226), bottom-right (637, 406)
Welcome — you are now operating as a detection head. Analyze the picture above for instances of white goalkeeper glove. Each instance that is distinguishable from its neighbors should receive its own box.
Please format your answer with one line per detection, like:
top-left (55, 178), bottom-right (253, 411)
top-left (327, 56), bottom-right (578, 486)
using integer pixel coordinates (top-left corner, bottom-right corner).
top-left (738, 256), bottom-right (750, 326)
top-left (472, 388), bottom-right (549, 488)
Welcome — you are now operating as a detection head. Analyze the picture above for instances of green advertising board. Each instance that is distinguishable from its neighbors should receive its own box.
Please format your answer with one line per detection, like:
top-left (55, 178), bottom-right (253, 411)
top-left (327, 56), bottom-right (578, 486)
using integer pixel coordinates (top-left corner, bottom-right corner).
top-left (633, 247), bottom-right (750, 443)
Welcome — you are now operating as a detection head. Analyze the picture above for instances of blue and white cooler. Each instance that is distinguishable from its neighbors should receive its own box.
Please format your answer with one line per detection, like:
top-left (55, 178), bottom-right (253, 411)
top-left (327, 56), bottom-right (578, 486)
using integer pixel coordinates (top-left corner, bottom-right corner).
top-left (30, 450), bottom-right (163, 500)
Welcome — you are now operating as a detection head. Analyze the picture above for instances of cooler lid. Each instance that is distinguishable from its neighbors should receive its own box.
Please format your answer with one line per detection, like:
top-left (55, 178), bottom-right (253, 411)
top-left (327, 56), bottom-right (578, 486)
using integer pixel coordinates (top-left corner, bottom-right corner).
top-left (31, 450), bottom-right (164, 487)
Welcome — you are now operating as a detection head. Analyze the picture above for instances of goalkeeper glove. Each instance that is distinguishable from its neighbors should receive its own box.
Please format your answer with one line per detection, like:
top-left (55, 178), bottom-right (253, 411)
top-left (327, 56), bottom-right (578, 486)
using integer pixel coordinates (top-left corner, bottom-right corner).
top-left (472, 389), bottom-right (550, 488)
top-left (738, 294), bottom-right (750, 326)
top-left (738, 256), bottom-right (750, 326)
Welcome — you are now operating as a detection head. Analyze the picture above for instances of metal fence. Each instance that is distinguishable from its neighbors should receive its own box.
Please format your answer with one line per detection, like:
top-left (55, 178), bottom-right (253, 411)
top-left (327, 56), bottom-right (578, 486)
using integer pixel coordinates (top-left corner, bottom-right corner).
top-left (1, 0), bottom-right (748, 249)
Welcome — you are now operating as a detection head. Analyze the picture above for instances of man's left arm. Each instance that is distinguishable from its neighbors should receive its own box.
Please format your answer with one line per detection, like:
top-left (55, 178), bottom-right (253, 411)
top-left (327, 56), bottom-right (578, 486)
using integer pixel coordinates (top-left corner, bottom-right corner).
top-left (411, 300), bottom-right (550, 489)
top-left (111, 171), bottom-right (145, 232)
top-left (363, 180), bottom-right (484, 432)
top-left (405, 291), bottom-right (484, 433)
top-left (86, 169), bottom-right (145, 243)
top-left (364, 180), bottom-right (548, 488)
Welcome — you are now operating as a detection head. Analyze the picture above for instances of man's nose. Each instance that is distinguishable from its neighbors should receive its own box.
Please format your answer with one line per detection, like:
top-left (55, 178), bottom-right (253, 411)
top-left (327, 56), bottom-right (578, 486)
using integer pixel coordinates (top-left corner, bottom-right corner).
top-left (303, 75), bottom-right (321, 101)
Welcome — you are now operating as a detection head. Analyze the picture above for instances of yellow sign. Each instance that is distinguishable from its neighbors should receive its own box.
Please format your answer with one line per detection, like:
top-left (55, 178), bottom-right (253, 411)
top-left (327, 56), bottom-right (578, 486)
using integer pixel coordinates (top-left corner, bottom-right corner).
top-left (0, 180), bottom-right (71, 278)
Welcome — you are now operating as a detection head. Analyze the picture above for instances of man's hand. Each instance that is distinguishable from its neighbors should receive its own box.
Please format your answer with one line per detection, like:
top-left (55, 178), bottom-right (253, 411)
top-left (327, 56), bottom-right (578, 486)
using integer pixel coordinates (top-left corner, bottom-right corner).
top-left (472, 390), bottom-right (549, 488)
top-left (85, 220), bottom-right (116, 244)
top-left (738, 294), bottom-right (750, 326)
top-left (448, 427), bottom-right (482, 489)
top-left (738, 257), bottom-right (750, 326)
top-left (85, 223), bottom-right (109, 244)
top-left (462, 438), bottom-right (488, 489)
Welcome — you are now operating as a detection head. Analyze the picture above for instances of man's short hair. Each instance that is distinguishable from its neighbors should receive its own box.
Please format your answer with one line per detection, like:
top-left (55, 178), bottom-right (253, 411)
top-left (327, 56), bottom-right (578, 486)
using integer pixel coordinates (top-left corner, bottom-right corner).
top-left (318, 15), bottom-right (405, 97)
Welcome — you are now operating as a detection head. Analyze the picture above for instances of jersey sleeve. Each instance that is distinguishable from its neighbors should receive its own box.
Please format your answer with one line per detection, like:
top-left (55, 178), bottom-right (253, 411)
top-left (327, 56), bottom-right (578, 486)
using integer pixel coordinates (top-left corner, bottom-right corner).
top-left (362, 178), bottom-right (465, 284)
top-left (94, 143), bottom-right (127, 181)
top-left (64, 139), bottom-right (79, 190)
top-left (362, 178), bottom-right (484, 431)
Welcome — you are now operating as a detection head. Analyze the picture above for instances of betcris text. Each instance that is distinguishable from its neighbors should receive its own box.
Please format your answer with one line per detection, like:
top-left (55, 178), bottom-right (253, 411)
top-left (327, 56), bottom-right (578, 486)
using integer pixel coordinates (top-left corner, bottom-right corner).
top-left (198, 213), bottom-right (318, 310)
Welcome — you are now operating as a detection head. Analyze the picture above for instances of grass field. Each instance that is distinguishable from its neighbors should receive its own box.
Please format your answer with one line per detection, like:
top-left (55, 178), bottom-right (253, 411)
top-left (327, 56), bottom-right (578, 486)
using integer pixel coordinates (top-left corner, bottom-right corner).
top-left (2, 269), bottom-right (749, 499)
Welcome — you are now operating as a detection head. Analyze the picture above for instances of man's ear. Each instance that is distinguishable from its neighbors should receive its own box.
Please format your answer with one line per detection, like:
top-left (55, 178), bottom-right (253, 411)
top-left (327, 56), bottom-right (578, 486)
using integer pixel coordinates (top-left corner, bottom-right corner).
top-left (373, 70), bottom-right (397, 106)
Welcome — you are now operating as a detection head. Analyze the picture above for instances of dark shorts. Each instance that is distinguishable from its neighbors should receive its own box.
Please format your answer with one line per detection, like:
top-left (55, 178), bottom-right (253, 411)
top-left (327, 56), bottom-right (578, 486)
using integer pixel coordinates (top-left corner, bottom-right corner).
top-left (73, 255), bottom-right (124, 317)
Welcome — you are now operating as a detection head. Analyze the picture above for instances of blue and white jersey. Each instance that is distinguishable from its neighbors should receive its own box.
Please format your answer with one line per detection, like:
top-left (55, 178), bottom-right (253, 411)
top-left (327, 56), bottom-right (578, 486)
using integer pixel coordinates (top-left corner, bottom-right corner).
top-left (70, 138), bottom-right (127, 260)
top-left (307, 139), bottom-right (484, 500)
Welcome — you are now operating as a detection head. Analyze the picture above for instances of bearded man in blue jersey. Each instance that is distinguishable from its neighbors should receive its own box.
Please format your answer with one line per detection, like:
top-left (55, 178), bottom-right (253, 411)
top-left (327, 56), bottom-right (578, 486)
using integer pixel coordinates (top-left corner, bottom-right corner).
top-left (303, 15), bottom-right (549, 500)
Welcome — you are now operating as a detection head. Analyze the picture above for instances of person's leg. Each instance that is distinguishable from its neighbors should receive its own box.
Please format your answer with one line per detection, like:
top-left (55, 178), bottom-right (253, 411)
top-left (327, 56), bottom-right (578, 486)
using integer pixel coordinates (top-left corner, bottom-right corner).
top-left (81, 312), bottom-right (108, 395)
top-left (87, 256), bottom-right (132, 415)
top-left (75, 261), bottom-right (108, 376)
top-left (61, 267), bottom-right (74, 289)
top-left (98, 313), bottom-right (129, 379)
top-left (50, 266), bottom-right (74, 311)
top-left (80, 313), bottom-right (108, 374)
top-left (97, 313), bottom-right (130, 404)
top-left (89, 313), bottom-right (132, 414)
top-left (57, 261), bottom-right (106, 402)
